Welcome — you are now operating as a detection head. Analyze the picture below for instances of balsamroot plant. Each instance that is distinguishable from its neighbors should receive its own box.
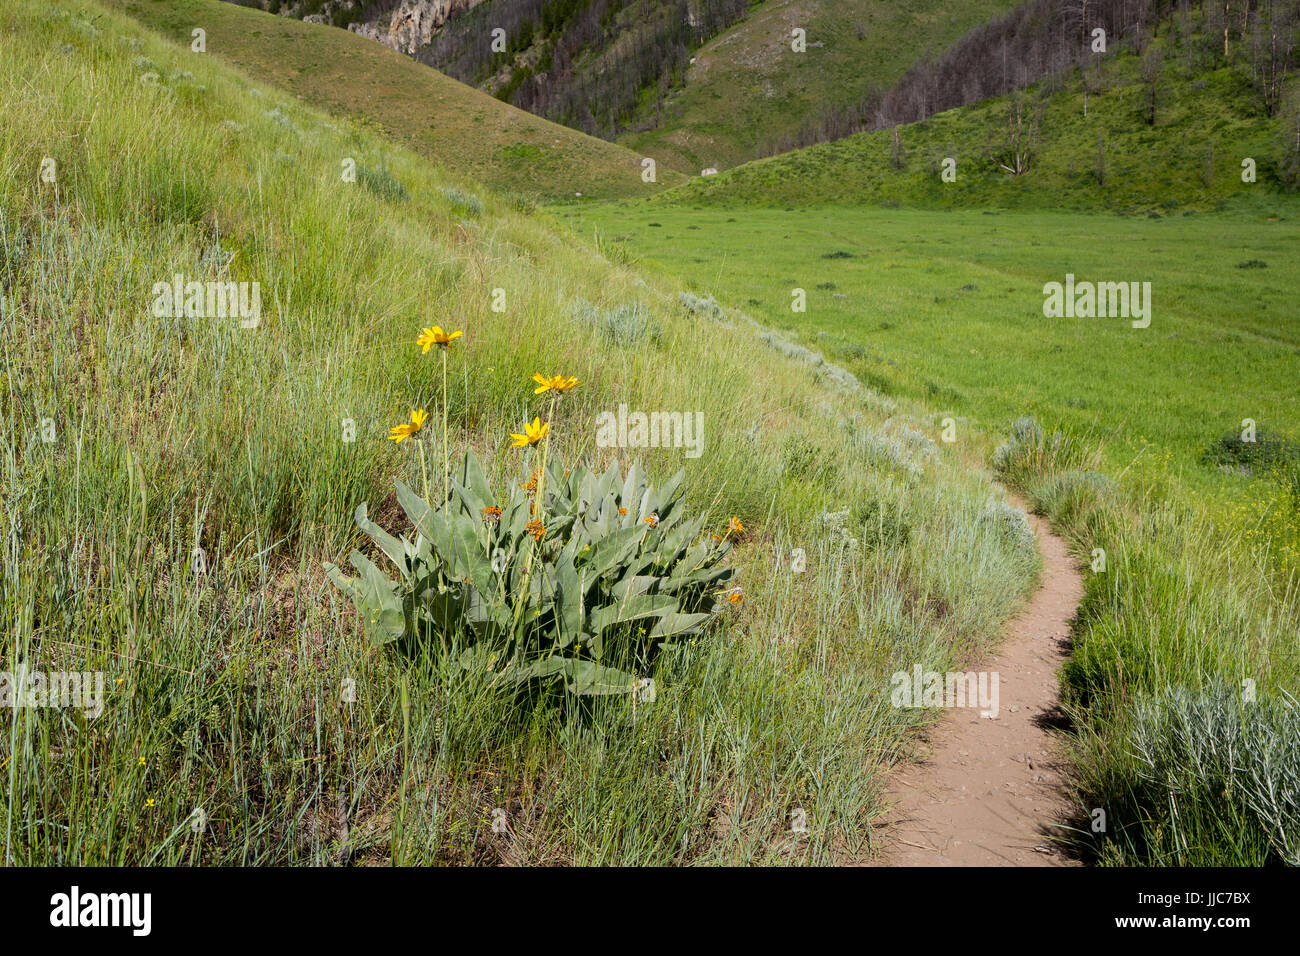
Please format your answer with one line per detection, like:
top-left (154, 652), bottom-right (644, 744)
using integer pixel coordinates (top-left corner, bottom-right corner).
top-left (326, 452), bottom-right (736, 695)
top-left (326, 325), bottom-right (739, 696)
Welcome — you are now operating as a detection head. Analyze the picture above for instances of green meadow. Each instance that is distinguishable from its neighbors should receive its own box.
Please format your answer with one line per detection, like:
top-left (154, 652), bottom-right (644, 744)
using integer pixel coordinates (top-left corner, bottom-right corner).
top-left (563, 202), bottom-right (1300, 498)
top-left (562, 196), bottom-right (1300, 863)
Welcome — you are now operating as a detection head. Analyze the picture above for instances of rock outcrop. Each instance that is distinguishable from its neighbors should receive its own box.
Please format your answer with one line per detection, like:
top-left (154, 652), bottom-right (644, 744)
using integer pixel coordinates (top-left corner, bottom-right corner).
top-left (347, 1), bottom-right (484, 55)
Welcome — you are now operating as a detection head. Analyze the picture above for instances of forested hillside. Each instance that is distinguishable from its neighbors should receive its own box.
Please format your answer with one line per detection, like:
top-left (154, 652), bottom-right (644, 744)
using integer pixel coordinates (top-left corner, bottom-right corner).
top-left (220, 1), bottom-right (1022, 172)
top-left (770, 0), bottom-right (1299, 153)
top-left (666, 0), bottom-right (1300, 208)
top-left (420, 0), bottom-right (753, 139)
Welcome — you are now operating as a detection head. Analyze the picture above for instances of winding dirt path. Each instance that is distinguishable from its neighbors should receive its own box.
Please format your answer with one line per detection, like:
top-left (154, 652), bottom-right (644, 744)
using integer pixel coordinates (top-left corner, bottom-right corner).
top-left (874, 498), bottom-right (1085, 866)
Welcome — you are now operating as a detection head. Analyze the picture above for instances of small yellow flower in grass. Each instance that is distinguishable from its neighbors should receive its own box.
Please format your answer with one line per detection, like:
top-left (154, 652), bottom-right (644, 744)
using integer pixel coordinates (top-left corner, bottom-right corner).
top-left (417, 326), bottom-right (462, 352)
top-left (509, 417), bottom-right (549, 447)
top-left (729, 516), bottom-right (744, 534)
top-left (644, 513), bottom-right (659, 528)
top-left (388, 408), bottom-right (428, 443)
top-left (726, 588), bottom-right (744, 605)
top-left (526, 519), bottom-right (545, 541)
top-left (137, 757), bottom-right (146, 767)
top-left (618, 507), bottom-right (627, 516)
top-left (532, 373), bottom-right (579, 394)
top-left (482, 505), bottom-right (502, 522)
top-left (145, 798), bottom-right (155, 809)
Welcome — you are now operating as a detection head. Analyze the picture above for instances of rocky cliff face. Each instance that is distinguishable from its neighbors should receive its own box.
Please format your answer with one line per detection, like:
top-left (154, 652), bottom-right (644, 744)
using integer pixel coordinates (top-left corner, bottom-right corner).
top-left (347, 1), bottom-right (485, 55)
top-left (252, 1), bottom-right (483, 56)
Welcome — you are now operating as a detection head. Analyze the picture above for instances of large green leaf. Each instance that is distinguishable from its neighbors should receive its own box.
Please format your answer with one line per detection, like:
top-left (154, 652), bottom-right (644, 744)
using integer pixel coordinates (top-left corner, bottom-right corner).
top-left (584, 526), bottom-right (642, 579)
top-left (564, 659), bottom-right (639, 696)
top-left (395, 480), bottom-right (436, 539)
top-left (553, 552), bottom-right (587, 646)
top-left (353, 501), bottom-right (410, 574)
top-left (589, 594), bottom-right (677, 635)
top-left (649, 611), bottom-right (711, 639)
top-left (346, 552), bottom-right (407, 644)
top-left (455, 449), bottom-right (494, 516)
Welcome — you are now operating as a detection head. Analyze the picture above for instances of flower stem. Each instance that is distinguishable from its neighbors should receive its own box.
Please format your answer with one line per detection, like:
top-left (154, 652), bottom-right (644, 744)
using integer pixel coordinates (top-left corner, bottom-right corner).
top-left (510, 396), bottom-right (558, 638)
top-left (441, 347), bottom-right (450, 506)
top-left (417, 440), bottom-right (429, 502)
top-left (535, 393), bottom-right (558, 522)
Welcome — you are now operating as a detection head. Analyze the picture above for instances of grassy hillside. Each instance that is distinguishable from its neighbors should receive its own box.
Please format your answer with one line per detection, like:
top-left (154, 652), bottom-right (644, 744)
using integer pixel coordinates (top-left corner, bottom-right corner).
top-left (655, 30), bottom-right (1299, 209)
top-left (0, 0), bottom-right (1041, 864)
top-left (103, 0), bottom-right (684, 199)
top-left (618, 0), bottom-right (1018, 173)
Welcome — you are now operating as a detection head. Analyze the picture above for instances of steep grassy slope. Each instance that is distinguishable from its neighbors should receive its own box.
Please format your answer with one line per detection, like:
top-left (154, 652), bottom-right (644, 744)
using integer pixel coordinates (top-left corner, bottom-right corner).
top-left (0, 0), bottom-right (1040, 864)
top-left (104, 0), bottom-right (683, 199)
top-left (618, 0), bottom-right (1018, 173)
top-left (655, 31), bottom-right (1298, 209)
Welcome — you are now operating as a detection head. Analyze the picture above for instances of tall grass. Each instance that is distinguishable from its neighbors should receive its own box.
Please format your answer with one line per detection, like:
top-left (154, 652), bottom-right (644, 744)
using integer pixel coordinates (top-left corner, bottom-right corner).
top-left (997, 419), bottom-right (1300, 865)
top-left (0, 0), bottom-right (1039, 865)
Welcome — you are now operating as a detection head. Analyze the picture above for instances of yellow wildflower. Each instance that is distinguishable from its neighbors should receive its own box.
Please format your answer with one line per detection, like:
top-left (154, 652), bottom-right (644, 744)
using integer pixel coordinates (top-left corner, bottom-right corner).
top-left (417, 326), bottom-right (462, 352)
top-left (532, 373), bottom-right (579, 394)
top-left (388, 408), bottom-right (428, 443)
top-left (509, 417), bottom-right (549, 448)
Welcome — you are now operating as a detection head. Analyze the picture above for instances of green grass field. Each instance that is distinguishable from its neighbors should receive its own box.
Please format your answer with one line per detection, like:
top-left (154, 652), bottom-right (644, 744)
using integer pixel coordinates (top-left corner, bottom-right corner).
top-left (563, 202), bottom-right (1300, 493)
top-left (562, 193), bottom-right (1300, 863)
top-left (103, 0), bottom-right (682, 200)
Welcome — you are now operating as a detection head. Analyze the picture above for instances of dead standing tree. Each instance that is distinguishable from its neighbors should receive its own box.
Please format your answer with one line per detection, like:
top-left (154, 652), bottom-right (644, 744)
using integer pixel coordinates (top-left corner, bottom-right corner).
top-left (1141, 41), bottom-right (1164, 125)
top-left (995, 92), bottom-right (1042, 175)
top-left (1249, 0), bottom-right (1298, 117)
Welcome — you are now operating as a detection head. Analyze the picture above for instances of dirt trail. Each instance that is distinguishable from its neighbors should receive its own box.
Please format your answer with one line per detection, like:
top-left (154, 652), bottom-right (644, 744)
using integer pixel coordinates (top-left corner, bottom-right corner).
top-left (875, 498), bottom-right (1084, 866)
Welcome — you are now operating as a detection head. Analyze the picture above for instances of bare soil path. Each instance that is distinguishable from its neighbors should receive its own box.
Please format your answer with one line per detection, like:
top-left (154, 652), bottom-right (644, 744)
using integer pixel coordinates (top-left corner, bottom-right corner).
top-left (874, 498), bottom-right (1085, 866)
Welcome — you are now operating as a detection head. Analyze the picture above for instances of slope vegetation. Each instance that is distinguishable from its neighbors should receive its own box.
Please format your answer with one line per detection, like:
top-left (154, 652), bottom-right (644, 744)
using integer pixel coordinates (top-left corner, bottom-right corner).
top-left (657, 1), bottom-right (1300, 209)
top-left (1, 0), bottom-right (1040, 864)
top-left (106, 0), bottom-right (682, 199)
top-left (618, 0), bottom-right (1018, 173)
top-left (660, 39), bottom-right (1297, 210)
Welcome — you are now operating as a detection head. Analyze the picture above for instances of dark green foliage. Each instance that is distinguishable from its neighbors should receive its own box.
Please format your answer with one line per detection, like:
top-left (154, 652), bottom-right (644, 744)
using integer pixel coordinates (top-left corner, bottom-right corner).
top-left (421, 0), bottom-right (751, 139)
top-left (1202, 426), bottom-right (1300, 473)
top-left (852, 498), bottom-right (910, 551)
top-left (327, 451), bottom-right (734, 696)
top-left (357, 164), bottom-right (409, 203)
